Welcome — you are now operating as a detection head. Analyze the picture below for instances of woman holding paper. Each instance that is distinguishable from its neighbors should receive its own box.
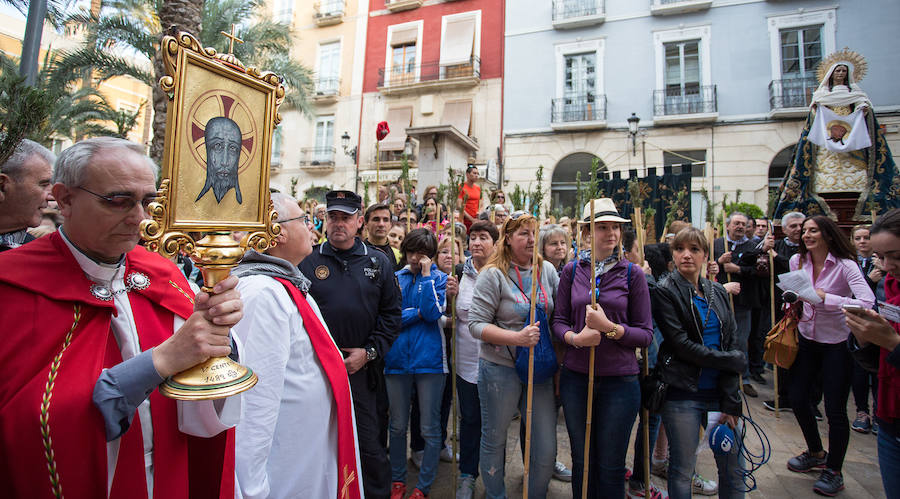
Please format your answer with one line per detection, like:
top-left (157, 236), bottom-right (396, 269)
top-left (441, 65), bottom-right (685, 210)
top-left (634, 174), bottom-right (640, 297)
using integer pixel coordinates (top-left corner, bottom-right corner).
top-left (785, 215), bottom-right (875, 496)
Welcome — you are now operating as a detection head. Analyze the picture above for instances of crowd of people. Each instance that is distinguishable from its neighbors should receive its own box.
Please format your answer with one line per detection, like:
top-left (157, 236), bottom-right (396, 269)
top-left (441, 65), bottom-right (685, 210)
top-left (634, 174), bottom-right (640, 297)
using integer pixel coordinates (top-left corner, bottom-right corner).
top-left (1, 137), bottom-right (899, 499)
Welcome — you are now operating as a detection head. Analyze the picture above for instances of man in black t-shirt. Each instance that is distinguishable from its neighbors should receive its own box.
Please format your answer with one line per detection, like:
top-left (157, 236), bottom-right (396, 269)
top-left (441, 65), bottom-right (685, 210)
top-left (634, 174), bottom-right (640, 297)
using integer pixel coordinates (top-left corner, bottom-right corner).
top-left (364, 202), bottom-right (400, 270)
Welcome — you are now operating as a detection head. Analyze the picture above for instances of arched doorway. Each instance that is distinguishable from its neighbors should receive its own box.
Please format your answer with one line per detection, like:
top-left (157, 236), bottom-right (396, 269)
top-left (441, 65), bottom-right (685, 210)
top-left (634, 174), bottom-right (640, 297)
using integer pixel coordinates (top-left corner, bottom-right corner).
top-left (768, 144), bottom-right (795, 203)
top-left (551, 152), bottom-right (604, 218)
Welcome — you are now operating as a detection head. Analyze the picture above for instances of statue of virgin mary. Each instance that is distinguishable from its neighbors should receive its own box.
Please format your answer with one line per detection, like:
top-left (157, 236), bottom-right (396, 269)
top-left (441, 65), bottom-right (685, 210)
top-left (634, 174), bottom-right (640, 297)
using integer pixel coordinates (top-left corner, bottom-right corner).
top-left (772, 49), bottom-right (899, 222)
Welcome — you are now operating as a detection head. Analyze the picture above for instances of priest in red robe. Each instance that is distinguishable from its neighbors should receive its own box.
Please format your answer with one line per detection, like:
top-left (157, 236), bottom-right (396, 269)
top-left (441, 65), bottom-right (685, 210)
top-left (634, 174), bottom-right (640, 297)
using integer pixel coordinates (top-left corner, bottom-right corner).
top-left (0, 137), bottom-right (243, 499)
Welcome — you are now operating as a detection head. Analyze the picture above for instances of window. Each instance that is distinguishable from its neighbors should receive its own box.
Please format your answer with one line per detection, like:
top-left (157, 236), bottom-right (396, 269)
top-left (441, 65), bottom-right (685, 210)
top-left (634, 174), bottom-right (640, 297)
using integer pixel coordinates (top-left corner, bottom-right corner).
top-left (440, 12), bottom-right (480, 78)
top-left (271, 127), bottom-right (283, 166)
top-left (317, 41), bottom-right (340, 94)
top-left (385, 22), bottom-right (421, 86)
top-left (391, 43), bottom-right (417, 85)
top-left (663, 150), bottom-right (706, 177)
top-left (274, 0), bottom-right (293, 24)
top-left (767, 9), bottom-right (836, 81)
top-left (553, 39), bottom-right (605, 123)
top-left (664, 40), bottom-right (700, 103)
top-left (314, 116), bottom-right (334, 163)
top-left (780, 26), bottom-right (822, 79)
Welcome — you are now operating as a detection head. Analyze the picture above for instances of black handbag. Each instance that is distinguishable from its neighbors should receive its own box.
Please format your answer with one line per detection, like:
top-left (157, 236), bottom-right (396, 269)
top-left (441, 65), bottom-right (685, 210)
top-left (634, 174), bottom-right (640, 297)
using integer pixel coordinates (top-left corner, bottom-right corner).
top-left (640, 367), bottom-right (668, 413)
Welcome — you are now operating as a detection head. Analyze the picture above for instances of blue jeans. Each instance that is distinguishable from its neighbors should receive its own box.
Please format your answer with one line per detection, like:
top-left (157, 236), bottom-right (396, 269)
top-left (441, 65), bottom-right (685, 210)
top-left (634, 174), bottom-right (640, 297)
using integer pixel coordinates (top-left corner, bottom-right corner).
top-left (478, 358), bottom-right (556, 499)
top-left (385, 373), bottom-right (445, 494)
top-left (559, 367), bottom-right (641, 498)
top-left (877, 428), bottom-right (900, 498)
top-left (661, 398), bottom-right (745, 499)
top-left (457, 375), bottom-right (481, 477)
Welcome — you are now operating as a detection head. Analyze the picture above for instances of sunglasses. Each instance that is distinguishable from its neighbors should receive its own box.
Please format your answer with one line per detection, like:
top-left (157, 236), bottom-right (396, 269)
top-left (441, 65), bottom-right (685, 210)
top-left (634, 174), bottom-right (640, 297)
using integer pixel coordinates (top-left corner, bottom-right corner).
top-left (78, 186), bottom-right (156, 211)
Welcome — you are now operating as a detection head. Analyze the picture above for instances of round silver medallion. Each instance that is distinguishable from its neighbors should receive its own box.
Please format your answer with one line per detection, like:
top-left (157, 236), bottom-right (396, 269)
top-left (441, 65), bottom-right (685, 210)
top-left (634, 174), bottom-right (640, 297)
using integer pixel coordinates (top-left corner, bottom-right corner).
top-left (90, 284), bottom-right (113, 301)
top-left (126, 272), bottom-right (150, 291)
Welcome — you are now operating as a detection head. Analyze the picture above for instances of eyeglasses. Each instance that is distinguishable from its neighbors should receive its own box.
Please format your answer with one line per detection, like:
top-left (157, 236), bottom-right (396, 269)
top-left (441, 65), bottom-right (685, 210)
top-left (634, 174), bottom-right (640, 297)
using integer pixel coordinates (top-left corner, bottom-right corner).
top-left (78, 186), bottom-right (156, 211)
top-left (278, 215), bottom-right (311, 225)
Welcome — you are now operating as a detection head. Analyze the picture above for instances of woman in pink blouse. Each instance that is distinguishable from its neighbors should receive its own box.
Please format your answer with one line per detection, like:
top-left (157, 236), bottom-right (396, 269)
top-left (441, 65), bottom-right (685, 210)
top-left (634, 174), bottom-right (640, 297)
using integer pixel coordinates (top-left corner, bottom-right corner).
top-left (785, 215), bottom-right (875, 496)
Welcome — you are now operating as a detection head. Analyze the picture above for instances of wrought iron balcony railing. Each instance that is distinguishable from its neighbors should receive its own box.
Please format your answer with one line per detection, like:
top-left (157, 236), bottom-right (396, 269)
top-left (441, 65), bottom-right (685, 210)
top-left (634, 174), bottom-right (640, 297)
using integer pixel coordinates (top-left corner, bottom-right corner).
top-left (300, 147), bottom-right (336, 166)
top-left (377, 56), bottom-right (480, 88)
top-left (552, 0), bottom-right (603, 21)
top-left (314, 77), bottom-right (340, 96)
top-left (315, 0), bottom-right (344, 17)
top-left (653, 84), bottom-right (717, 116)
top-left (551, 95), bottom-right (607, 123)
top-left (768, 76), bottom-right (817, 110)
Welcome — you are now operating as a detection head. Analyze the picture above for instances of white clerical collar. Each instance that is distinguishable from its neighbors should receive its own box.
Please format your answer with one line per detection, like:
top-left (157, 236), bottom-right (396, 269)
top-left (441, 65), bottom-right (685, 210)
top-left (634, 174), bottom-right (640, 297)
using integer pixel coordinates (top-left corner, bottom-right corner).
top-left (59, 227), bottom-right (126, 287)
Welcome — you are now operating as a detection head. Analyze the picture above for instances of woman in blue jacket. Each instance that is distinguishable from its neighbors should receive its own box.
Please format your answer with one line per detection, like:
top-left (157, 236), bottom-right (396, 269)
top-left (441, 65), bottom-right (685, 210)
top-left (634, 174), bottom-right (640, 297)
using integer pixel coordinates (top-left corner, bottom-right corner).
top-left (385, 228), bottom-right (448, 499)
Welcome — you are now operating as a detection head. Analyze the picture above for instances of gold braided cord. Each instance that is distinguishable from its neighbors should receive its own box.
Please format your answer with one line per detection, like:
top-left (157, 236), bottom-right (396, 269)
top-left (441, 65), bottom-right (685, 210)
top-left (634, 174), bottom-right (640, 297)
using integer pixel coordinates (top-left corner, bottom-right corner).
top-left (40, 304), bottom-right (81, 499)
top-left (816, 47), bottom-right (868, 83)
top-left (169, 280), bottom-right (195, 305)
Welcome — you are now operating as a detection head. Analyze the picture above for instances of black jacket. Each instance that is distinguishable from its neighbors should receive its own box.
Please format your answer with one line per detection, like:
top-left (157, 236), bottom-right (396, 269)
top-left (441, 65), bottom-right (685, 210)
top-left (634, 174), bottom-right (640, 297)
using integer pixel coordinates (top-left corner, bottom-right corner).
top-left (713, 236), bottom-right (763, 309)
top-left (653, 271), bottom-right (747, 416)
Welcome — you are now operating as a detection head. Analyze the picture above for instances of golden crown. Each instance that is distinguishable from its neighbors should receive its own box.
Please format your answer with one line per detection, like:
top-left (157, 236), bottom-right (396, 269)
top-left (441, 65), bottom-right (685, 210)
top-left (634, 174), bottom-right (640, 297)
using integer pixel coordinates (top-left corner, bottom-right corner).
top-left (816, 47), bottom-right (868, 83)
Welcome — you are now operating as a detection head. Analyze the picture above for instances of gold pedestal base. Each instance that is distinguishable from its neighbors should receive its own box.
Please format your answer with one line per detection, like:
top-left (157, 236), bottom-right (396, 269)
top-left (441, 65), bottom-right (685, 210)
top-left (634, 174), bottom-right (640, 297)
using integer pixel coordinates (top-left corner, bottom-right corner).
top-left (159, 356), bottom-right (258, 400)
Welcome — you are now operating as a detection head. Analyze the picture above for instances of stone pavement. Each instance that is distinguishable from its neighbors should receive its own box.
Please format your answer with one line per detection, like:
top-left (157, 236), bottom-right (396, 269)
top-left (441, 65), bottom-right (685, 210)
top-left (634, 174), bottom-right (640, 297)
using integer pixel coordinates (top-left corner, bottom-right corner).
top-left (406, 372), bottom-right (885, 498)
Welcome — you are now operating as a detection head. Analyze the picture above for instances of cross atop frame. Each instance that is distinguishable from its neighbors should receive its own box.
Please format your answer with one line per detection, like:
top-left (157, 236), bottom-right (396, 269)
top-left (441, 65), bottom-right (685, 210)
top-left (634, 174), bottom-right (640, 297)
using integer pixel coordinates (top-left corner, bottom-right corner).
top-left (220, 24), bottom-right (244, 55)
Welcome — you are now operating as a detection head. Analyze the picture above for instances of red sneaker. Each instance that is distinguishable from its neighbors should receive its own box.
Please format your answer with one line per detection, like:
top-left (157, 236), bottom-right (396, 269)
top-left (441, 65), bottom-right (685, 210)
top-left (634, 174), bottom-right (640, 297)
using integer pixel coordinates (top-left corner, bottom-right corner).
top-left (409, 488), bottom-right (428, 499)
top-left (390, 482), bottom-right (406, 499)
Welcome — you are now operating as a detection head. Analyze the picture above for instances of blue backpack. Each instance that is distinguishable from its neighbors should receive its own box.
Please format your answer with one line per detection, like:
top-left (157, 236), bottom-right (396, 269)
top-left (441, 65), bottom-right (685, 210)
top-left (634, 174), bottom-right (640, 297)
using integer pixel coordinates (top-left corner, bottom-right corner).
top-left (509, 273), bottom-right (558, 385)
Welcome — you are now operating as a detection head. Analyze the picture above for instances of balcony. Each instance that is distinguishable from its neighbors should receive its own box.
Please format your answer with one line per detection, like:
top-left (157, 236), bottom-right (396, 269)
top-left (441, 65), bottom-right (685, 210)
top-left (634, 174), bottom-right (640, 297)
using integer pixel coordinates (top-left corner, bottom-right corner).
top-left (650, 0), bottom-right (712, 16)
top-left (377, 56), bottom-right (480, 96)
top-left (312, 77), bottom-right (340, 104)
top-left (552, 0), bottom-right (605, 29)
top-left (652, 85), bottom-right (718, 124)
top-left (314, 0), bottom-right (344, 26)
top-left (385, 0), bottom-right (422, 12)
top-left (299, 147), bottom-right (336, 171)
top-left (551, 95), bottom-right (607, 130)
top-left (768, 76), bottom-right (816, 118)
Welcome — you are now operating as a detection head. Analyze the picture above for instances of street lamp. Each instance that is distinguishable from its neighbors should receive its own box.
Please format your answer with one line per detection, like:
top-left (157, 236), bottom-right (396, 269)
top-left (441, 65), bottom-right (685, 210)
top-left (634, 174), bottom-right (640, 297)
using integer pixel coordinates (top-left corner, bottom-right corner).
top-left (341, 131), bottom-right (357, 162)
top-left (627, 113), bottom-right (640, 156)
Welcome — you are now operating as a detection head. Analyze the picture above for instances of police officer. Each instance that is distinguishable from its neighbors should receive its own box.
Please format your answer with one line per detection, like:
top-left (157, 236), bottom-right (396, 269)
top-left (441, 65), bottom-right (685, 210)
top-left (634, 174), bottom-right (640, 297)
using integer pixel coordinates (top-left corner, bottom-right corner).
top-left (299, 190), bottom-right (401, 499)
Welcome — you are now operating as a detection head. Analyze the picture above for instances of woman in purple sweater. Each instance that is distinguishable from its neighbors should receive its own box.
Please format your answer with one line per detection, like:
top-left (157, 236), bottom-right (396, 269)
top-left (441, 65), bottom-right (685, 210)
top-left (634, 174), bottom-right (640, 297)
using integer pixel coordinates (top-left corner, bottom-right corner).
top-left (552, 198), bottom-right (653, 498)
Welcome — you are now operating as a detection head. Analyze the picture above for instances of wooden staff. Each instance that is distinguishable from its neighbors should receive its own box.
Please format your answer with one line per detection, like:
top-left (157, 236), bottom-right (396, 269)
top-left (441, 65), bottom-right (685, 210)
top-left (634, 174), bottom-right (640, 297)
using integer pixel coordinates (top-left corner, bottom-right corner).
top-left (523, 218), bottom-right (540, 499)
top-left (768, 221), bottom-right (778, 417)
top-left (703, 222), bottom-right (715, 279)
top-left (450, 214), bottom-right (459, 488)
top-left (375, 141), bottom-right (381, 188)
top-left (581, 200), bottom-right (597, 499)
top-left (634, 207), bottom-right (651, 496)
top-left (721, 210), bottom-right (735, 314)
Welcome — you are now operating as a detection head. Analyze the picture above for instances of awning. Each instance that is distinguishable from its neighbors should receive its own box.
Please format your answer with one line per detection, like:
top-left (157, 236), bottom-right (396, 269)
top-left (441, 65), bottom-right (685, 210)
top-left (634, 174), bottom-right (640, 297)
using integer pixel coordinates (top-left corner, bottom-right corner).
top-left (442, 100), bottom-right (472, 135)
top-left (391, 26), bottom-right (418, 46)
top-left (380, 107), bottom-right (413, 151)
top-left (439, 17), bottom-right (475, 66)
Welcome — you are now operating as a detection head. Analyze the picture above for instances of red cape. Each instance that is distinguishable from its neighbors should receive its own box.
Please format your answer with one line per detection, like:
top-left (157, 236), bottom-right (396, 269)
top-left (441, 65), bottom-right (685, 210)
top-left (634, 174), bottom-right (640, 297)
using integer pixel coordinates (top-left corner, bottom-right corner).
top-left (0, 232), bottom-right (234, 499)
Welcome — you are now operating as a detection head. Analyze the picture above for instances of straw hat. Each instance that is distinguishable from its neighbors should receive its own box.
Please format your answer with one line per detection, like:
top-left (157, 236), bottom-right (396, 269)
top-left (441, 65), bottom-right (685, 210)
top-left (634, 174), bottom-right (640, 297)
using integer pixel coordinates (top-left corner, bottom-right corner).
top-left (578, 198), bottom-right (630, 224)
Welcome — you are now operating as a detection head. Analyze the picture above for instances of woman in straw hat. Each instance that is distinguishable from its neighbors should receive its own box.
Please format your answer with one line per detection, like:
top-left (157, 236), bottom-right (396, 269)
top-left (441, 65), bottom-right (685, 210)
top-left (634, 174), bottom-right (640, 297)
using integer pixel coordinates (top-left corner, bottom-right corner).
top-left (551, 198), bottom-right (654, 498)
top-left (468, 213), bottom-right (560, 498)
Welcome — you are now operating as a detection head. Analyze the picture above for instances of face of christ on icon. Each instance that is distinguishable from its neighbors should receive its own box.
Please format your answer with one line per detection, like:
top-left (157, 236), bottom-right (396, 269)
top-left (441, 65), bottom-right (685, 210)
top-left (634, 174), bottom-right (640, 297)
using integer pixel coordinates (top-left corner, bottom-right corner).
top-left (197, 116), bottom-right (243, 204)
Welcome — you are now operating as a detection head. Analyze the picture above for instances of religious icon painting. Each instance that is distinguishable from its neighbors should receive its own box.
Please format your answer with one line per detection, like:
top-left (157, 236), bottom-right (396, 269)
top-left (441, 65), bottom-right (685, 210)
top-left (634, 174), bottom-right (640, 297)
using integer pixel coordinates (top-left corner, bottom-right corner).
top-left (144, 30), bottom-right (284, 238)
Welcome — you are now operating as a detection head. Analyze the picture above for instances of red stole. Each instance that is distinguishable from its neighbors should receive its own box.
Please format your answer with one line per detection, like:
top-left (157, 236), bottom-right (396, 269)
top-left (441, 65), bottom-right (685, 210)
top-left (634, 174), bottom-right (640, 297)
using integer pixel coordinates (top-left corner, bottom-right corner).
top-left (275, 278), bottom-right (362, 499)
top-left (0, 232), bottom-right (233, 498)
top-left (877, 275), bottom-right (900, 421)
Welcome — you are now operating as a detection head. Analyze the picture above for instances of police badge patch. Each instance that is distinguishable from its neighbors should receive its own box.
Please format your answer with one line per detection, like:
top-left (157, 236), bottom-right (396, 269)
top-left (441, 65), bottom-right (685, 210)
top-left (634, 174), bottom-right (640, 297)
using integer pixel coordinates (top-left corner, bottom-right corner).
top-left (315, 265), bottom-right (330, 280)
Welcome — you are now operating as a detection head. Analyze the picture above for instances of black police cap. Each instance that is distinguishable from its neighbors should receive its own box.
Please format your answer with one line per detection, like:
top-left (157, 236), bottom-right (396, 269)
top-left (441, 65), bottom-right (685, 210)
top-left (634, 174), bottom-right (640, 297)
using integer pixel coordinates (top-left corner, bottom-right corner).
top-left (325, 190), bottom-right (362, 214)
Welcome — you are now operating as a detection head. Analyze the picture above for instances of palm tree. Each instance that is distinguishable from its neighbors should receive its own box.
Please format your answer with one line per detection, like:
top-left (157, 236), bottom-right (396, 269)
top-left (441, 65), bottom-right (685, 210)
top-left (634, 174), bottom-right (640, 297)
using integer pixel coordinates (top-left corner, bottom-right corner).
top-left (53, 0), bottom-right (313, 163)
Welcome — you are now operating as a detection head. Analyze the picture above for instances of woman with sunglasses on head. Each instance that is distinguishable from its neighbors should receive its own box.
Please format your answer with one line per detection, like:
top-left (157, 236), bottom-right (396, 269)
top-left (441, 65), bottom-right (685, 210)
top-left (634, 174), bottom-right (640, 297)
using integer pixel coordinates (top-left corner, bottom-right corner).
top-left (844, 209), bottom-right (900, 495)
top-left (785, 215), bottom-right (875, 496)
top-left (652, 227), bottom-right (747, 499)
top-left (468, 213), bottom-right (560, 498)
top-left (551, 199), bottom-right (653, 498)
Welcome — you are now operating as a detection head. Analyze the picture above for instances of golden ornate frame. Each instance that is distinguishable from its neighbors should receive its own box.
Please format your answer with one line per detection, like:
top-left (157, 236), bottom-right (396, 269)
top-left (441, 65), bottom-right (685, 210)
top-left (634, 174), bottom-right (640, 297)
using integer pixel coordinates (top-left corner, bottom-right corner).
top-left (139, 30), bottom-right (286, 400)
top-left (141, 30), bottom-right (284, 259)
